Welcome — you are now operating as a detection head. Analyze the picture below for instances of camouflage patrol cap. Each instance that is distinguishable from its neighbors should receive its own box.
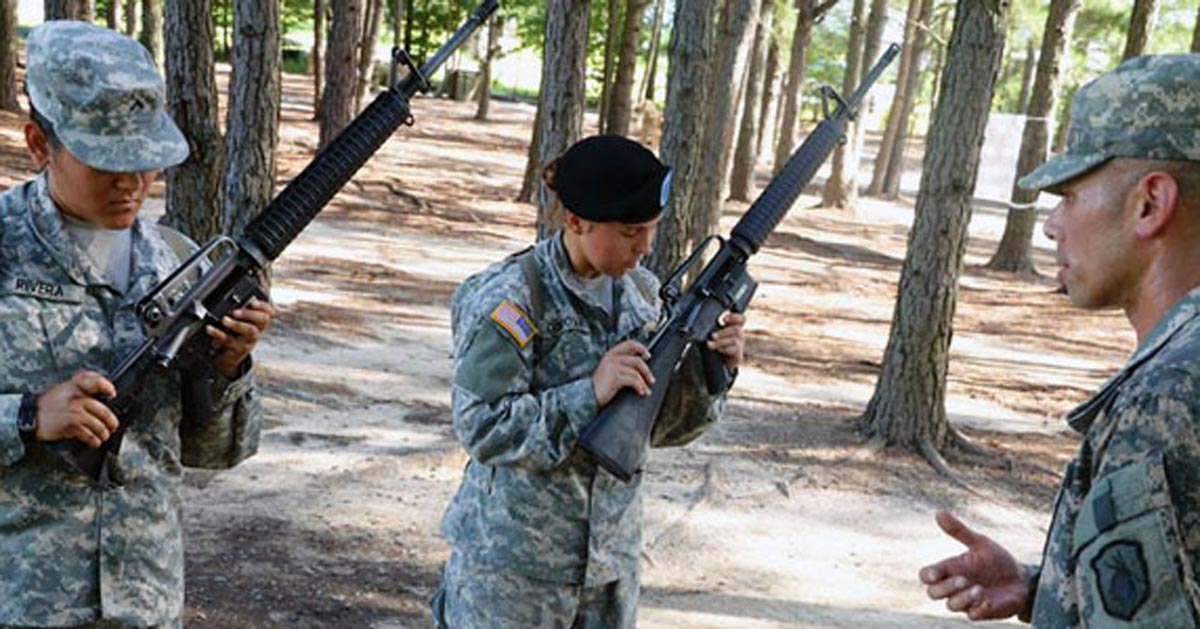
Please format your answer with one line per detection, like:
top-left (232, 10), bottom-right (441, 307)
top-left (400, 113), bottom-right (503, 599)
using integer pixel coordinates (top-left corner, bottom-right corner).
top-left (25, 21), bottom-right (188, 173)
top-left (1019, 54), bottom-right (1200, 193)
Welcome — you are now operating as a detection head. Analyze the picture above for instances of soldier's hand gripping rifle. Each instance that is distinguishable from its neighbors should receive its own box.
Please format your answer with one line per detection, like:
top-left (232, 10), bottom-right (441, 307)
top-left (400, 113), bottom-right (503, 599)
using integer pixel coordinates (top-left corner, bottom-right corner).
top-left (578, 44), bottom-right (900, 483)
top-left (53, 0), bottom-right (501, 485)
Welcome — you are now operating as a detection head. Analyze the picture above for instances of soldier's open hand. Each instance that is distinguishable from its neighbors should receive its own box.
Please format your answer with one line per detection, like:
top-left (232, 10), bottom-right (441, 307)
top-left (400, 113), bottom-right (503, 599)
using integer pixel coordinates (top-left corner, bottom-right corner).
top-left (35, 370), bottom-right (120, 448)
top-left (592, 340), bottom-right (655, 408)
top-left (919, 511), bottom-right (1032, 621)
top-left (207, 297), bottom-right (276, 379)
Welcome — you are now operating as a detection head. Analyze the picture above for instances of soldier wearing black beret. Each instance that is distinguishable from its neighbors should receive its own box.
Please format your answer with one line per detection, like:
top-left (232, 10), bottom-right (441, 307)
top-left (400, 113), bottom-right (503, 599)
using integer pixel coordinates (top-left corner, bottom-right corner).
top-left (431, 135), bottom-right (746, 627)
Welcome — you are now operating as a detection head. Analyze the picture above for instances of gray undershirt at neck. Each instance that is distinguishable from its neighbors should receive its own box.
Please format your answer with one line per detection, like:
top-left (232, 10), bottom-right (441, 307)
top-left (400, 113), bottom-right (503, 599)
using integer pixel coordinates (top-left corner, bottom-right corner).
top-left (59, 212), bottom-right (133, 293)
top-left (576, 272), bottom-right (614, 316)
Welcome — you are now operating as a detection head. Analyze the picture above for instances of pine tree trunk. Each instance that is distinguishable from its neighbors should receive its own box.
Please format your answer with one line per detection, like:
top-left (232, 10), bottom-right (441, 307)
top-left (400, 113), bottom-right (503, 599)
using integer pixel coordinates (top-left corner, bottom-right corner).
top-left (162, 0), bottom-right (225, 244)
top-left (320, 0), bottom-right (361, 150)
top-left (0, 0), bottom-right (17, 113)
top-left (314, 0), bottom-right (325, 119)
top-left (535, 0), bottom-right (590, 239)
top-left (728, 0), bottom-right (773, 203)
top-left (517, 95), bottom-right (544, 203)
top-left (862, 0), bottom-right (888, 69)
top-left (107, 0), bottom-right (121, 29)
top-left (45, 0), bottom-right (85, 20)
top-left (1193, 4), bottom-right (1200, 53)
top-left (141, 0), bottom-right (164, 70)
top-left (863, 0), bottom-right (1009, 455)
top-left (391, 0), bottom-right (403, 47)
top-left (689, 0), bottom-right (759, 239)
top-left (820, 0), bottom-right (867, 210)
top-left (1122, 0), bottom-right (1157, 61)
top-left (640, 0), bottom-right (667, 103)
top-left (124, 0), bottom-right (139, 36)
top-left (598, 0), bottom-right (621, 134)
top-left (772, 1), bottom-right (815, 174)
top-left (475, 14), bottom-right (501, 121)
top-left (646, 0), bottom-right (717, 281)
top-left (755, 36), bottom-right (778, 156)
top-left (868, 0), bottom-right (921, 196)
top-left (224, 0), bottom-right (280, 241)
top-left (1016, 38), bottom-right (1035, 114)
top-left (355, 0), bottom-right (383, 113)
top-left (987, 0), bottom-right (1080, 273)
top-left (607, 0), bottom-right (651, 136)
top-left (881, 0), bottom-right (933, 199)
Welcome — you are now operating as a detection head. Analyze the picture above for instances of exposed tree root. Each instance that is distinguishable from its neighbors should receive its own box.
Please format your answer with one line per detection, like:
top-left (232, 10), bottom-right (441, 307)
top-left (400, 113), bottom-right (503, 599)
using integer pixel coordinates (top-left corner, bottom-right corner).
top-left (945, 426), bottom-right (1013, 471)
top-left (918, 437), bottom-right (985, 498)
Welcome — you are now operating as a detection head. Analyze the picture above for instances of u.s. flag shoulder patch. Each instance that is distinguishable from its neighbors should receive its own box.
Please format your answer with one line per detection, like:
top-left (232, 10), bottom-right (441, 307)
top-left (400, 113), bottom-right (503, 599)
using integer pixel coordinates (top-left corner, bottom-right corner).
top-left (490, 299), bottom-right (538, 349)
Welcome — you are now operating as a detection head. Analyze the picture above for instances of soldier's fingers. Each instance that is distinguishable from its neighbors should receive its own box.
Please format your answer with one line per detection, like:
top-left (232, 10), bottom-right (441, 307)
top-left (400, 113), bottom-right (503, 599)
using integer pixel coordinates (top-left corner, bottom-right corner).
top-left (82, 398), bottom-right (120, 432)
top-left (230, 307), bottom-right (272, 330)
top-left (967, 598), bottom-right (992, 621)
top-left (76, 413), bottom-right (114, 443)
top-left (73, 371), bottom-right (117, 399)
top-left (207, 325), bottom-right (232, 345)
top-left (946, 584), bottom-right (983, 613)
top-left (926, 575), bottom-right (969, 600)
top-left (618, 370), bottom-right (650, 396)
top-left (936, 511), bottom-right (983, 549)
top-left (70, 422), bottom-right (104, 448)
top-left (719, 312), bottom-right (747, 328)
top-left (621, 355), bottom-right (655, 385)
top-left (612, 340), bottom-right (649, 358)
top-left (221, 316), bottom-right (261, 340)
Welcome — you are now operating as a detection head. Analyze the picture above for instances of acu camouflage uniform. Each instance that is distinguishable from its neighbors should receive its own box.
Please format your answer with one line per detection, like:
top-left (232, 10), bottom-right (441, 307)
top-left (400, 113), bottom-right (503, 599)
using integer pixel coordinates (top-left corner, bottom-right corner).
top-left (436, 235), bottom-right (726, 627)
top-left (0, 22), bottom-right (261, 628)
top-left (1018, 54), bottom-right (1200, 627)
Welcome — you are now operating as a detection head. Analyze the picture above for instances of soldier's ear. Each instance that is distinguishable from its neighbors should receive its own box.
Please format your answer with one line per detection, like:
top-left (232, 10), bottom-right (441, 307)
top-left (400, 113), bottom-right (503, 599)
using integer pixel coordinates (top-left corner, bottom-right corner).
top-left (23, 122), bottom-right (52, 169)
top-left (1132, 171), bottom-right (1179, 240)
top-left (563, 209), bottom-right (587, 235)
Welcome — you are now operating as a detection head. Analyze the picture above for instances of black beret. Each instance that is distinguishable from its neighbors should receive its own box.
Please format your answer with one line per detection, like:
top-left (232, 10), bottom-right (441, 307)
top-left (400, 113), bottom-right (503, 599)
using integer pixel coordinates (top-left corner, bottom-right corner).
top-left (552, 135), bottom-right (672, 223)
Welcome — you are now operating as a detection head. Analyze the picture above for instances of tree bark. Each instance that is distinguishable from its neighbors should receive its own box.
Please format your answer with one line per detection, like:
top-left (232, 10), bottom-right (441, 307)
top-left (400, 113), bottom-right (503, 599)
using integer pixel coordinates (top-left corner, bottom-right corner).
top-left (320, 0), bottom-right (361, 150)
top-left (0, 0), bottom-right (17, 113)
top-left (1122, 0), bottom-right (1157, 61)
top-left (223, 0), bottom-right (280, 241)
top-left (728, 0), bottom-right (774, 202)
top-left (106, 0), bottom-right (121, 29)
top-left (140, 0), bottom-right (163, 70)
top-left (598, 0), bottom-right (622, 135)
top-left (391, 0), bottom-right (403, 47)
top-left (517, 94), bottom-right (544, 203)
top-left (1016, 37), bottom-right (1036, 114)
top-left (1193, 3), bottom-right (1200, 53)
top-left (607, 0), bottom-right (652, 136)
top-left (689, 0), bottom-right (759, 240)
top-left (772, 0), bottom-right (821, 174)
top-left (755, 35), bottom-right (778, 156)
top-left (475, 13), bottom-right (502, 121)
top-left (640, 0), bottom-right (667, 103)
top-left (355, 0), bottom-right (384, 113)
top-left (862, 0), bottom-right (888, 71)
top-left (124, 0), bottom-right (139, 36)
top-left (314, 0), bottom-right (325, 120)
top-left (535, 0), bottom-right (590, 239)
top-left (986, 0), bottom-right (1080, 273)
top-left (45, 0), bottom-right (86, 20)
top-left (881, 0), bottom-right (933, 199)
top-left (819, 0), bottom-right (867, 210)
top-left (867, 0), bottom-right (921, 196)
top-left (645, 0), bottom-right (717, 281)
top-left (863, 0), bottom-right (1009, 457)
top-left (162, 0), bottom-right (225, 244)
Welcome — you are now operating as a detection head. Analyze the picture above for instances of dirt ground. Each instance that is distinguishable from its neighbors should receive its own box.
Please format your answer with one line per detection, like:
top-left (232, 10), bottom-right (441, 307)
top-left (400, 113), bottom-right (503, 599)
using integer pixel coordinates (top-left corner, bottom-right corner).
top-left (4, 67), bottom-right (1136, 627)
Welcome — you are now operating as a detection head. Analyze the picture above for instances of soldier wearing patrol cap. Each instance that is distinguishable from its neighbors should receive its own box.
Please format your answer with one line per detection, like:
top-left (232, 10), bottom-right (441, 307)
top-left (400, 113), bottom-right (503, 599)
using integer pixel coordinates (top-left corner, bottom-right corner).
top-left (0, 21), bottom-right (274, 628)
top-left (919, 54), bottom-right (1200, 627)
top-left (431, 135), bottom-right (746, 628)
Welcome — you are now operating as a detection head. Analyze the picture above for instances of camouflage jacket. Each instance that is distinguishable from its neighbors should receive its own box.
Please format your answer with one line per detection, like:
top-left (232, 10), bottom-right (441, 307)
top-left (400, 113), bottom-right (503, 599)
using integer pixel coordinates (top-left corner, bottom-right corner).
top-left (1031, 286), bottom-right (1200, 627)
top-left (440, 235), bottom-right (725, 586)
top-left (0, 174), bottom-right (262, 626)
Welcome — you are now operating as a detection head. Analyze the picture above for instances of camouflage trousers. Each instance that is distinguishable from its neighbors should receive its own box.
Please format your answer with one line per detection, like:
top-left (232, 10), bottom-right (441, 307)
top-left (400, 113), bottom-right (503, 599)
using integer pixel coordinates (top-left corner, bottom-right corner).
top-left (0, 619), bottom-right (181, 629)
top-left (431, 549), bottom-right (639, 628)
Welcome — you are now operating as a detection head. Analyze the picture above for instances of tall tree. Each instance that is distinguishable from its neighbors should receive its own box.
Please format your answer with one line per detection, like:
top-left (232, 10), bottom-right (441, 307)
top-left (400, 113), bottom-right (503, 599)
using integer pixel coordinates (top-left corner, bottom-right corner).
top-left (391, 0), bottom-right (403, 46)
top-left (986, 0), bottom-right (1080, 273)
top-left (640, 0), bottom-right (667, 103)
top-left (534, 0), bottom-right (590, 238)
top-left (862, 0), bottom-right (887, 68)
top-left (597, 0), bottom-right (622, 134)
top-left (728, 0), bottom-right (775, 202)
top-left (688, 0), bottom-right (759, 242)
top-left (224, 0), bottom-right (281, 240)
top-left (313, 0), bottom-right (325, 119)
top-left (0, 0), bottom-right (17, 113)
top-left (867, 0), bottom-right (922, 196)
top-left (1122, 0), bottom-right (1157, 61)
top-left (645, 0), bottom-right (717, 281)
top-left (355, 0), bottom-right (384, 112)
top-left (880, 0), bottom-right (933, 198)
top-left (755, 36), bottom-right (779, 156)
top-left (45, 0), bottom-right (88, 20)
top-left (162, 0), bottom-right (225, 244)
top-left (862, 0), bottom-right (1009, 468)
top-left (319, 0), bottom-right (361, 149)
top-left (772, 0), bottom-right (836, 174)
top-left (819, 0), bottom-right (867, 210)
top-left (106, 0), bottom-right (120, 29)
top-left (1015, 38), bottom-right (1036, 114)
top-left (1193, 3), bottom-right (1200, 53)
top-left (475, 13), bottom-right (502, 121)
top-left (124, 0), bottom-right (138, 36)
top-left (606, 0), bottom-right (652, 136)
top-left (517, 96), bottom-right (544, 203)
top-left (141, 0), bottom-right (163, 70)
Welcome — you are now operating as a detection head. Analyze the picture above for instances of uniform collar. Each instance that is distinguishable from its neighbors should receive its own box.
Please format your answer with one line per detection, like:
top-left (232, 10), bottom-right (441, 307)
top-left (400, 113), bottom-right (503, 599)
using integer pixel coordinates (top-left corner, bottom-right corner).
top-left (545, 234), bottom-right (618, 316)
top-left (1065, 285), bottom-right (1200, 433)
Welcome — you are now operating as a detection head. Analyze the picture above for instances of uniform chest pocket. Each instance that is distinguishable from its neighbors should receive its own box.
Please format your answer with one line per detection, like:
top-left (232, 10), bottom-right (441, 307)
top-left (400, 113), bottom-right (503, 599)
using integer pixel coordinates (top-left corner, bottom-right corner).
top-left (37, 299), bottom-right (115, 375)
top-left (538, 317), bottom-right (601, 385)
top-left (1073, 458), bottom-right (1199, 628)
top-left (0, 295), bottom-right (56, 390)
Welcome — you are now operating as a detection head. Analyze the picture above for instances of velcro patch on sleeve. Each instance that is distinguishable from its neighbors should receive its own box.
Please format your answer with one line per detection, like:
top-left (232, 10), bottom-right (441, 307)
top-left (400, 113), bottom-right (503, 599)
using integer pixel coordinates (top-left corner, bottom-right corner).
top-left (490, 299), bottom-right (538, 349)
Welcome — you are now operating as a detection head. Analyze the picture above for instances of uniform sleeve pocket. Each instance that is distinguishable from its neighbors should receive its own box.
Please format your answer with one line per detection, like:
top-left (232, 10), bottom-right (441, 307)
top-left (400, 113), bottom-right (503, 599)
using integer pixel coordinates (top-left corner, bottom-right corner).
top-left (1073, 457), bottom-right (1199, 628)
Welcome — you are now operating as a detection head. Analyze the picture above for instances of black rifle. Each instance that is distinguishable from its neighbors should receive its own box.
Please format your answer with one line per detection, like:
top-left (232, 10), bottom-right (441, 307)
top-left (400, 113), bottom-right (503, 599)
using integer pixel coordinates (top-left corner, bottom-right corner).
top-left (55, 0), bottom-right (500, 485)
top-left (578, 44), bottom-right (901, 483)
